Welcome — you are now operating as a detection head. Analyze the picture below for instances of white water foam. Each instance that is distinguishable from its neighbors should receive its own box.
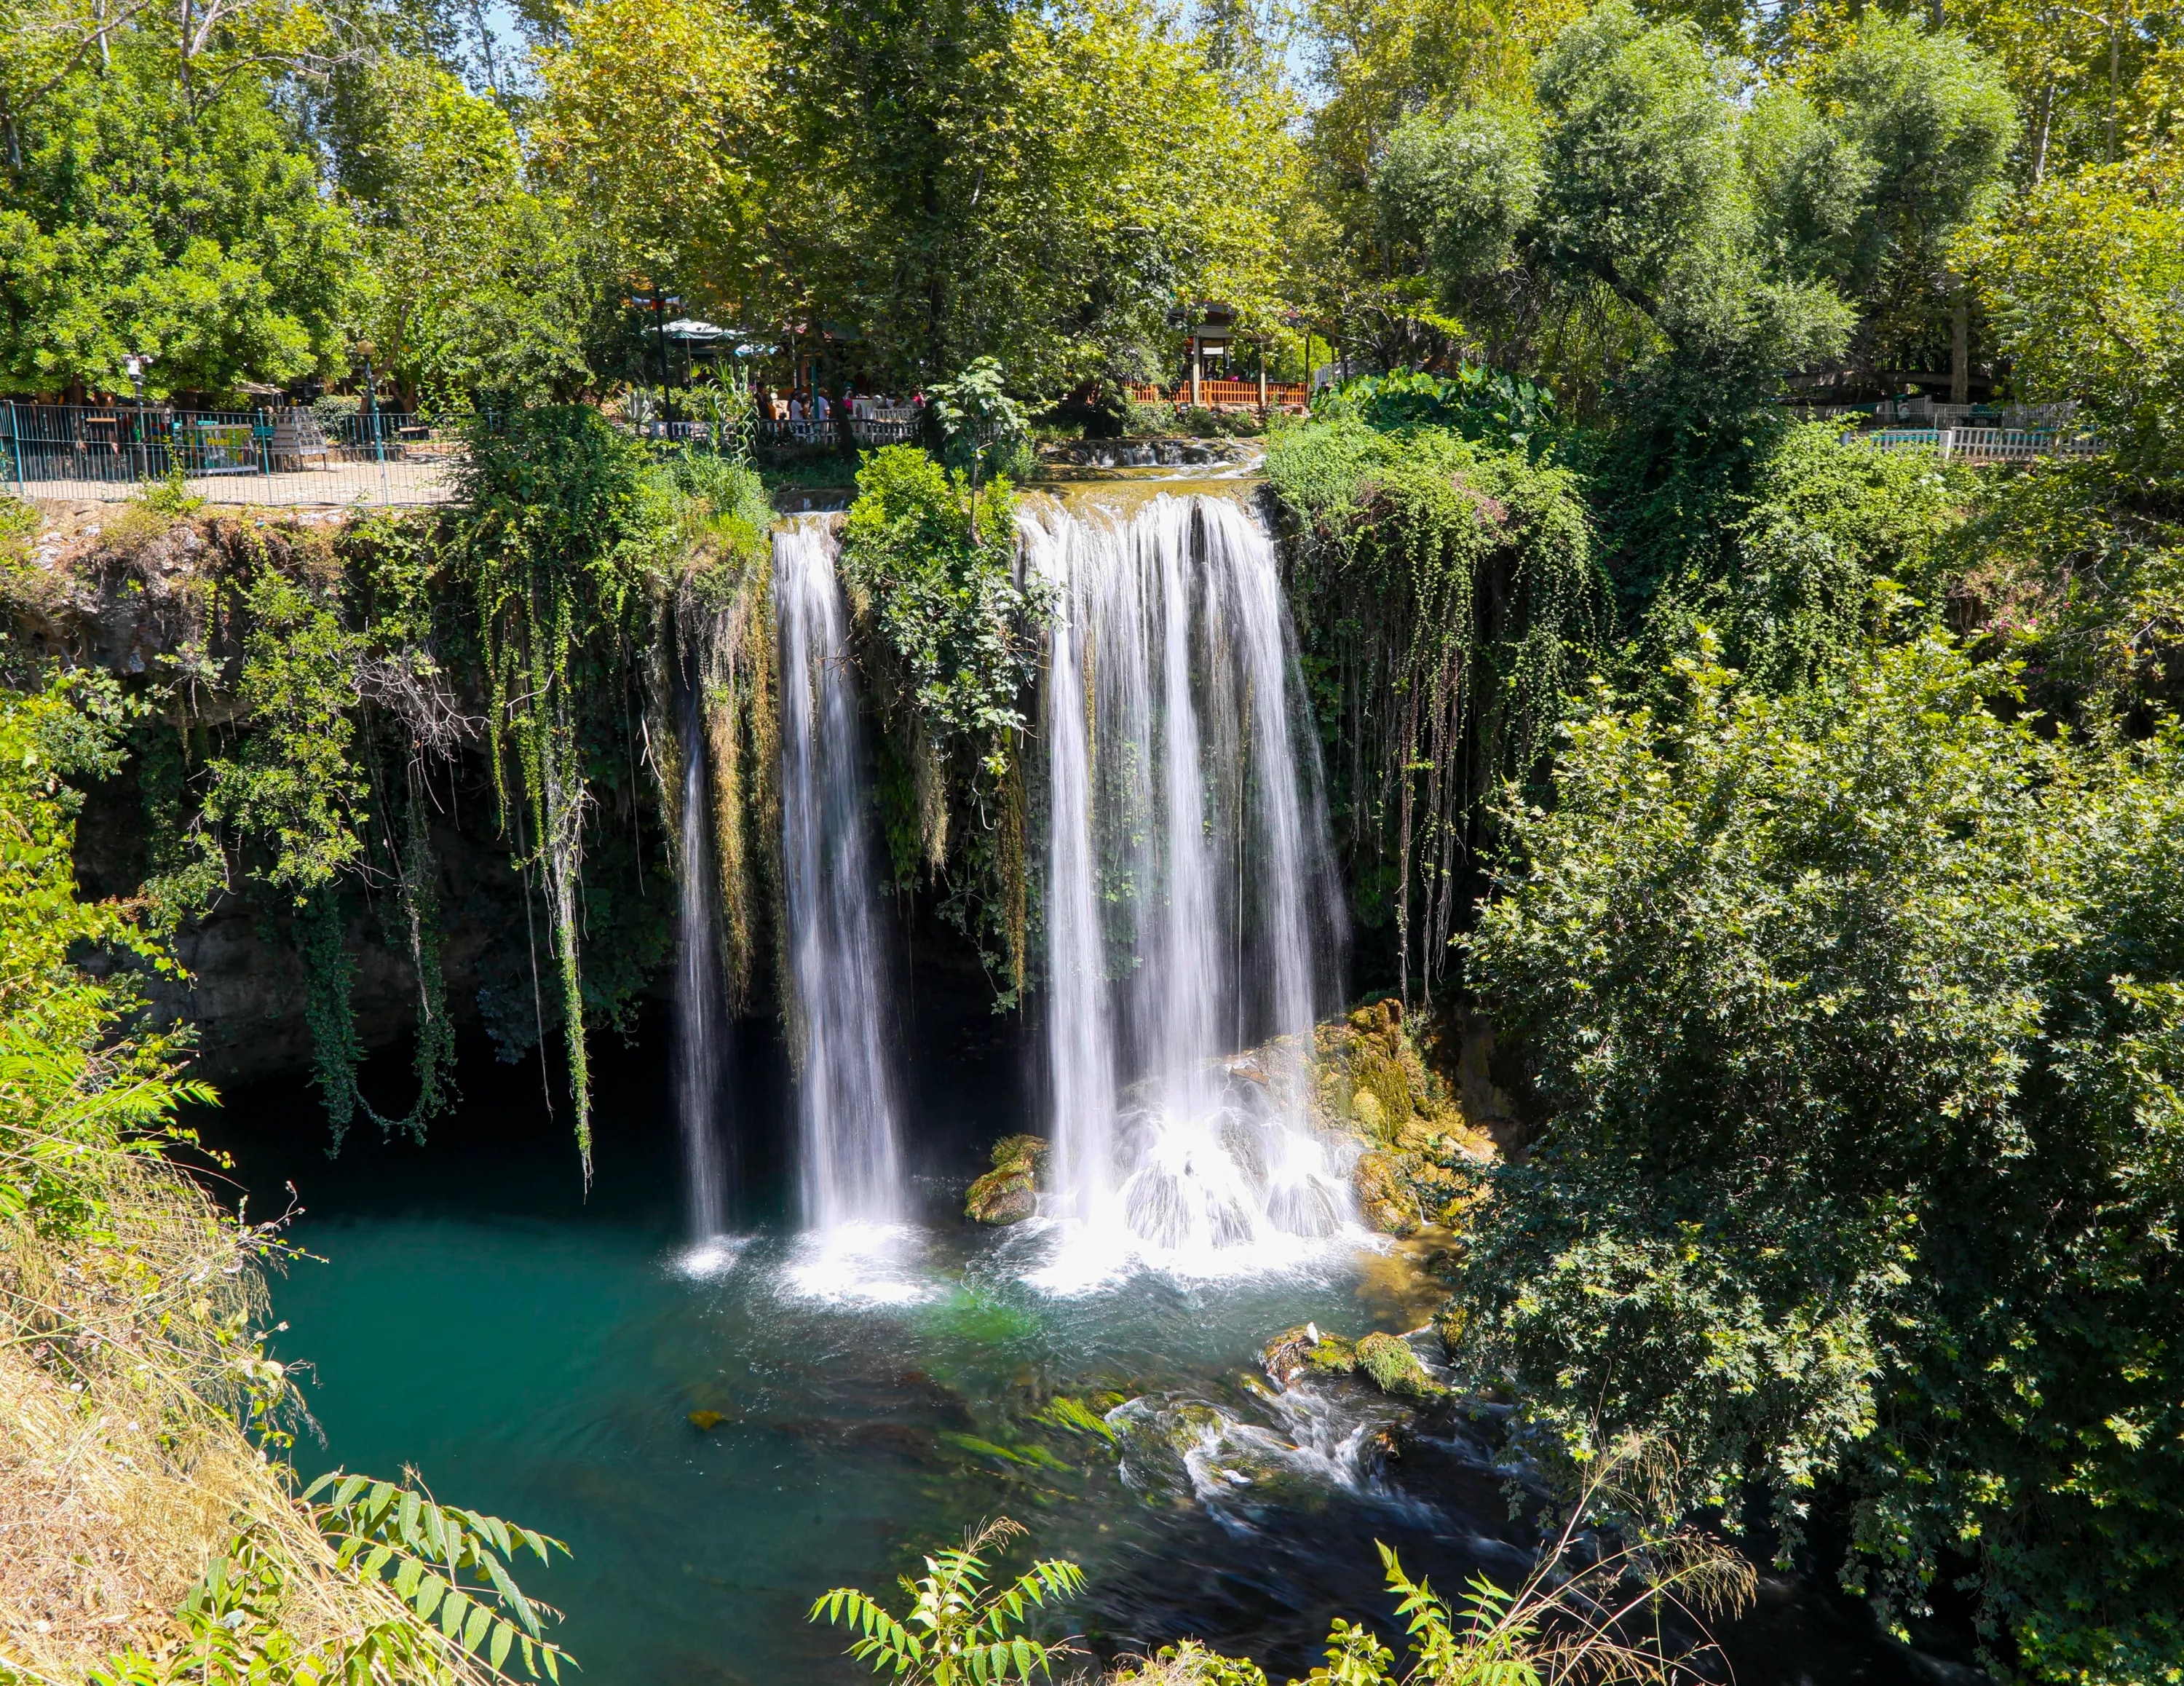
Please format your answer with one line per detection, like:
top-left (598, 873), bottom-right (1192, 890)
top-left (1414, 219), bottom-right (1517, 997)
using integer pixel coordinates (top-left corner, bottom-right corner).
top-left (777, 1222), bottom-right (939, 1307)
top-left (673, 1233), bottom-right (753, 1281)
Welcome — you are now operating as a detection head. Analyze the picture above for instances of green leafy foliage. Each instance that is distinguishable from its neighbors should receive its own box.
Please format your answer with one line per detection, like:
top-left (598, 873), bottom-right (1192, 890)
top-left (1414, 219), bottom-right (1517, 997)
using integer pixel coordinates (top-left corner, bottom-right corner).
top-left (1266, 417), bottom-right (1605, 997)
top-left (809, 1516), bottom-right (1084, 1686)
top-left (1458, 630), bottom-right (2184, 1681)
top-left (0, 672), bottom-right (204, 1235)
top-left (931, 357), bottom-right (1034, 484)
top-left (453, 405), bottom-right (670, 1179)
top-left (308, 1471), bottom-right (571, 1681)
top-left (1311, 368), bottom-right (1558, 455)
top-left (1633, 422), bottom-right (1972, 693)
top-left (840, 445), bottom-right (1050, 994)
top-left (1944, 451), bottom-right (2184, 724)
top-left (0, 27), bottom-right (362, 400)
top-left (1281, 1478), bottom-right (1752, 1686)
top-left (203, 567), bottom-right (368, 898)
top-left (79, 1479), bottom-right (572, 1686)
top-left (1958, 158), bottom-right (2184, 478)
top-left (333, 56), bottom-right (597, 409)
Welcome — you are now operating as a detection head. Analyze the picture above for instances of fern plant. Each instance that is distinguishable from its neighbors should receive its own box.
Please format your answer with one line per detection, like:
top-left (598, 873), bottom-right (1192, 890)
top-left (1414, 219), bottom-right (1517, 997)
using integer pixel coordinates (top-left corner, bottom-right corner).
top-left (1302, 1549), bottom-right (1543, 1686)
top-left (78, 1474), bottom-right (571, 1686)
top-left (307, 1470), bottom-right (571, 1681)
top-left (1302, 1438), bottom-right (1755, 1686)
top-left (809, 1516), bottom-right (1083, 1686)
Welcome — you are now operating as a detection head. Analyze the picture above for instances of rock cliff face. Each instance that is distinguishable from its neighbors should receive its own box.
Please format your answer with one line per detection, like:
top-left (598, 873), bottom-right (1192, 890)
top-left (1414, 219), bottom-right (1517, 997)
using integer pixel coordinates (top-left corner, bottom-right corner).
top-left (14, 507), bottom-right (550, 1087)
top-left (1309, 997), bottom-right (1509, 1235)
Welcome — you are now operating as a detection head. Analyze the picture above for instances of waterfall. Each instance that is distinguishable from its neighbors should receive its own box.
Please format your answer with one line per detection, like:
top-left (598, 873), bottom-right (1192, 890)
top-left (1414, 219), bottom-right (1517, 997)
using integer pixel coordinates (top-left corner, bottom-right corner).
top-left (673, 676), bottom-right (731, 1246)
top-left (1029, 494), bottom-right (1352, 1276)
top-left (775, 519), bottom-right (906, 1232)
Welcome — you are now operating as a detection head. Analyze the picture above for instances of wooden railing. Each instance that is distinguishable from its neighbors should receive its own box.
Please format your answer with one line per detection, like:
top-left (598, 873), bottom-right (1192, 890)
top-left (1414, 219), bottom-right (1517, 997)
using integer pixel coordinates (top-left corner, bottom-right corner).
top-left (1126, 380), bottom-right (1309, 410)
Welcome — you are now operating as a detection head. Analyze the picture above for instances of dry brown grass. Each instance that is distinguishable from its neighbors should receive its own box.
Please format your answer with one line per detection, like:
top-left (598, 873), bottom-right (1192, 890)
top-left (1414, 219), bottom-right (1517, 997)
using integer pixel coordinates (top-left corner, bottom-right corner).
top-left (0, 1158), bottom-right (491, 1685)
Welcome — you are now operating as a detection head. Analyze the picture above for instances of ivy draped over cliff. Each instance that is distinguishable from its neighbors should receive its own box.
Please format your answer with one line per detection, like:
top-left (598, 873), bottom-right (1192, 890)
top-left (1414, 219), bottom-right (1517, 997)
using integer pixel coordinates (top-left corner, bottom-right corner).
top-left (1265, 416), bottom-right (1607, 1004)
top-left (448, 408), bottom-right (682, 1182)
top-left (837, 446), bottom-right (1052, 1000)
top-left (0, 424), bottom-right (780, 1179)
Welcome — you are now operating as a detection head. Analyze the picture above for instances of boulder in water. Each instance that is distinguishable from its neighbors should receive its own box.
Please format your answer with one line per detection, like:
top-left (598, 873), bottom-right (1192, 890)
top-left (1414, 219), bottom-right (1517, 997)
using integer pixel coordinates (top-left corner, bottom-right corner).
top-left (965, 1133), bottom-right (1050, 1224)
top-left (1352, 1151), bottom-right (1420, 1235)
top-left (1355, 1331), bottom-right (1446, 1400)
top-left (1260, 1322), bottom-right (1358, 1385)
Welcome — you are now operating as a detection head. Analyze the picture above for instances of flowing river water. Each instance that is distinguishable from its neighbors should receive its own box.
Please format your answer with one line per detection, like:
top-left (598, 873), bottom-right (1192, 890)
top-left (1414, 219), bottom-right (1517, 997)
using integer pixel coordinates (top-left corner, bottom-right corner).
top-left (221, 1033), bottom-right (1969, 1686)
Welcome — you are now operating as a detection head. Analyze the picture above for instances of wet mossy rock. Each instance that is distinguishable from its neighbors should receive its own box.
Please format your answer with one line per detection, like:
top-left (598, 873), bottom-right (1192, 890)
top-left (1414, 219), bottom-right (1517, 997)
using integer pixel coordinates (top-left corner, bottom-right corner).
top-left (1261, 1322), bottom-right (1360, 1385)
top-left (1354, 1331), bottom-right (1446, 1400)
top-left (1262, 1324), bottom-right (1446, 1400)
top-left (965, 1133), bottom-right (1049, 1224)
top-left (1313, 996), bottom-right (1497, 1235)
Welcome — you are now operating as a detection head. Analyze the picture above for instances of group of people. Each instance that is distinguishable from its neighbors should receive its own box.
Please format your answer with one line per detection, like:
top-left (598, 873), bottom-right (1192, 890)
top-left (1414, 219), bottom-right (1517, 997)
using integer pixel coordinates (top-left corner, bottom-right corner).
top-left (758, 384), bottom-right (920, 425)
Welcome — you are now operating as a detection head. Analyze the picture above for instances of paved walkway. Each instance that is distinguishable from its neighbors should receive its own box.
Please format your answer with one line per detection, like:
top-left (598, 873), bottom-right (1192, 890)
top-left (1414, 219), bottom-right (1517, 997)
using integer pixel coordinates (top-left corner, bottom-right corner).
top-left (12, 458), bottom-right (456, 507)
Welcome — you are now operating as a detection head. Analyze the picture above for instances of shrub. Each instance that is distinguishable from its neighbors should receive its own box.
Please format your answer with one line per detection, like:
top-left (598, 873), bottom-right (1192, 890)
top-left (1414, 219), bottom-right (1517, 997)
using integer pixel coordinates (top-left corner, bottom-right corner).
top-left (1460, 630), bottom-right (2184, 1679)
top-left (810, 1516), bottom-right (1083, 1686)
top-left (839, 444), bottom-right (1050, 994)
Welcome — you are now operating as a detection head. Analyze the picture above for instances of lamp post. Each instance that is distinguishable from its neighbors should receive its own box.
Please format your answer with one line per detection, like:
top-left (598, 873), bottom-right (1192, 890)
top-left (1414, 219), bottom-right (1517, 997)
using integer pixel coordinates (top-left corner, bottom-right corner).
top-left (653, 288), bottom-right (672, 431)
top-left (124, 352), bottom-right (155, 475)
top-left (623, 282), bottom-right (685, 438)
top-left (356, 339), bottom-right (382, 463)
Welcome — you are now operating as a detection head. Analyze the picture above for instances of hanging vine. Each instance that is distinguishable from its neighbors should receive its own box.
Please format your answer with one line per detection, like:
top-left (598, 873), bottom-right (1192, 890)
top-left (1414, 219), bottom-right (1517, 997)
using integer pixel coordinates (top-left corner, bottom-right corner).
top-left (452, 407), bottom-right (666, 1183)
top-left (649, 450), bottom-right (782, 1013)
top-left (837, 445), bottom-right (1051, 1002)
top-left (1265, 416), bottom-right (1607, 1005)
top-left (173, 518), bottom-right (477, 1147)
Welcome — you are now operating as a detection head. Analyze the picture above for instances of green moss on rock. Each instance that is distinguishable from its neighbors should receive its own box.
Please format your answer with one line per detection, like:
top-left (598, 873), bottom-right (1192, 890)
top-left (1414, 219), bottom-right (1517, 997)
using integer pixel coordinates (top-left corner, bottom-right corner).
top-left (1352, 1150), bottom-right (1421, 1236)
top-left (1354, 1331), bottom-right (1445, 1399)
top-left (1261, 1323), bottom-right (1359, 1384)
top-left (965, 1133), bottom-right (1049, 1223)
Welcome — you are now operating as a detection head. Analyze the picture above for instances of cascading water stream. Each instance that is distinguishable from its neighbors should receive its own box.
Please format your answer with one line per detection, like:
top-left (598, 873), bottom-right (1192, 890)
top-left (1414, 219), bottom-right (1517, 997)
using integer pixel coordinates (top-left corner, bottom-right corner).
top-left (1029, 494), bottom-right (1353, 1280)
top-left (673, 676), bottom-right (731, 1250)
top-left (775, 518), bottom-right (907, 1243)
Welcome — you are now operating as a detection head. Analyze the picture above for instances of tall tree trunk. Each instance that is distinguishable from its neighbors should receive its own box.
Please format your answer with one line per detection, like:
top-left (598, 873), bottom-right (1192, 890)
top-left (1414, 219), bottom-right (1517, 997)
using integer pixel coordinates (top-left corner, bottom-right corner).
top-left (1952, 292), bottom-right (1970, 406)
top-left (2032, 79), bottom-right (2055, 185)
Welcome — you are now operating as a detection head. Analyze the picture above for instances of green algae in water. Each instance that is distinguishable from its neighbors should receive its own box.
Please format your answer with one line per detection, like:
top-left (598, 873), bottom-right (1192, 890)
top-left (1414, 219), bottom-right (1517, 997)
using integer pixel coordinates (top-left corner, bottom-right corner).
top-left (914, 1284), bottom-right (1044, 1347)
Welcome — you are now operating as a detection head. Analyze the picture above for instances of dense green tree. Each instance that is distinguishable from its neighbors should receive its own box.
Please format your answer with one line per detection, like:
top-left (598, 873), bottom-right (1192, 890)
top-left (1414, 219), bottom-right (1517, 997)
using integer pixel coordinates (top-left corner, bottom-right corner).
top-left (1458, 631), bottom-right (2184, 1685)
top-left (1634, 421), bottom-right (1973, 690)
top-left (1958, 156), bottom-right (2184, 472)
top-left (335, 56), bottom-right (596, 406)
top-left (1371, 4), bottom-right (1855, 406)
top-left (534, 0), bottom-right (1299, 394)
top-left (0, 25), bottom-right (363, 398)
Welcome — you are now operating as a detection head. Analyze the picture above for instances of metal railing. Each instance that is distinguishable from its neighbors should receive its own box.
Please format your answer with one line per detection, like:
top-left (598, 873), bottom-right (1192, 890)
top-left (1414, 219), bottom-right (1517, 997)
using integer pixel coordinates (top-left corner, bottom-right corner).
top-left (750, 414), bottom-right (924, 450)
top-left (1, 400), bottom-right (1024, 506)
top-left (1, 403), bottom-right (467, 506)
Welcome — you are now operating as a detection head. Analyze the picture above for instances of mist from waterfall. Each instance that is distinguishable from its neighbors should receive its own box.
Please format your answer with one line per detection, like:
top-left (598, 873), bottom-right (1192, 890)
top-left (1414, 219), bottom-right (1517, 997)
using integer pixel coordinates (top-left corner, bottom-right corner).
top-left (1026, 494), bottom-right (1353, 1281)
top-left (775, 518), bottom-right (907, 1248)
top-left (673, 676), bottom-right (732, 1252)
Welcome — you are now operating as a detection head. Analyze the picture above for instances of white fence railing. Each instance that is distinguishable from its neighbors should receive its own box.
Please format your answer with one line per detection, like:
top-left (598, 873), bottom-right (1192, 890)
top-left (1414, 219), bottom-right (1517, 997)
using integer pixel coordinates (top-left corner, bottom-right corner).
top-left (1848, 427), bottom-right (2100, 464)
